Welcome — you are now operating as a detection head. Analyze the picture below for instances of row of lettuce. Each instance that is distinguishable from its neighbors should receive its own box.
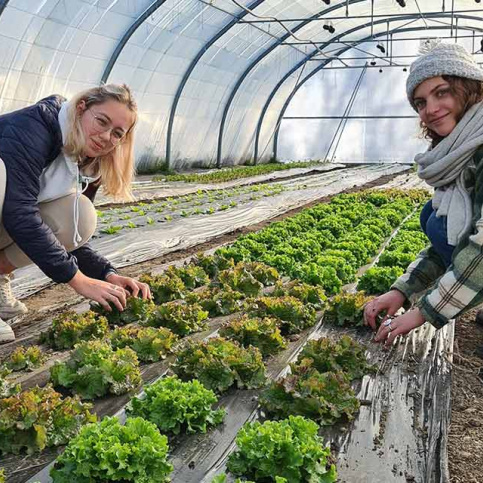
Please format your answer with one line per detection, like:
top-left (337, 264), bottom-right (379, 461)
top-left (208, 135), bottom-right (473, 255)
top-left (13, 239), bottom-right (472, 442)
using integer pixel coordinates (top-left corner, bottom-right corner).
top-left (152, 160), bottom-right (321, 183)
top-left (0, 188), bottom-right (429, 483)
top-left (98, 182), bottom-right (286, 235)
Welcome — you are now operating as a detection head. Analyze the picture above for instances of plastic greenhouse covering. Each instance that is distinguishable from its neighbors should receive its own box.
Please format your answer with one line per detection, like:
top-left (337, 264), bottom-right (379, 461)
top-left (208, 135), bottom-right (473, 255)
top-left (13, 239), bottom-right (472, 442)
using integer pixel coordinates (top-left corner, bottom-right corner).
top-left (0, 0), bottom-right (480, 168)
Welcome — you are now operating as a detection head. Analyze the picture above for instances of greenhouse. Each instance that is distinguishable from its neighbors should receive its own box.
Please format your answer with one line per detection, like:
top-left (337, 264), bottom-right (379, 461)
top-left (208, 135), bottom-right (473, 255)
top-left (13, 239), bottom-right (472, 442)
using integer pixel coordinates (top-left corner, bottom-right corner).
top-left (0, 0), bottom-right (481, 482)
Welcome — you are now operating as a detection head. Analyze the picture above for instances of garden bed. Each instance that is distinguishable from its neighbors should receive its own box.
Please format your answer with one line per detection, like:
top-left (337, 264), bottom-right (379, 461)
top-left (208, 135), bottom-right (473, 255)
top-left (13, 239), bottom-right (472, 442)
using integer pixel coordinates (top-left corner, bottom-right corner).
top-left (0, 185), bottom-right (453, 483)
top-left (11, 164), bottom-right (408, 300)
top-left (95, 162), bottom-right (346, 207)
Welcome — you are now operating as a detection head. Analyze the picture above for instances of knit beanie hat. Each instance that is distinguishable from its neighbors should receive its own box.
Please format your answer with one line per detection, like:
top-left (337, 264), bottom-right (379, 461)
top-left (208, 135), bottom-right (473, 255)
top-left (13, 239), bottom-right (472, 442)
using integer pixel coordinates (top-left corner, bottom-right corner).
top-left (406, 40), bottom-right (483, 110)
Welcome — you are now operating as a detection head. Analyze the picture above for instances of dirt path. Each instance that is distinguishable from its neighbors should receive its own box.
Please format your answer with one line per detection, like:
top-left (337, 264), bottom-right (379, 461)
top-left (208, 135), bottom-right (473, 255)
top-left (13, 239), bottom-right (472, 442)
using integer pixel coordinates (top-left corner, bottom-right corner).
top-left (448, 309), bottom-right (483, 483)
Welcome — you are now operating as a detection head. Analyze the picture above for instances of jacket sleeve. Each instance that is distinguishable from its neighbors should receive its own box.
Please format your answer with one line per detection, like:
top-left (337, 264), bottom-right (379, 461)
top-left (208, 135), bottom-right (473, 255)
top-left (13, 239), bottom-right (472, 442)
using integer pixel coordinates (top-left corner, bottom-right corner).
top-left (410, 146), bottom-right (483, 328)
top-left (1, 121), bottom-right (79, 283)
top-left (415, 212), bottom-right (483, 329)
top-left (390, 245), bottom-right (447, 300)
top-left (71, 243), bottom-right (117, 280)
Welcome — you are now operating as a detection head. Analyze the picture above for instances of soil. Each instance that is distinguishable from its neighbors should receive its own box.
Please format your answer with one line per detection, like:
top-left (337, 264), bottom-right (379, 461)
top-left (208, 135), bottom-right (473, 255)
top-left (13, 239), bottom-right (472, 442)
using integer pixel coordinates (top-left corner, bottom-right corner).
top-left (448, 309), bottom-right (483, 483)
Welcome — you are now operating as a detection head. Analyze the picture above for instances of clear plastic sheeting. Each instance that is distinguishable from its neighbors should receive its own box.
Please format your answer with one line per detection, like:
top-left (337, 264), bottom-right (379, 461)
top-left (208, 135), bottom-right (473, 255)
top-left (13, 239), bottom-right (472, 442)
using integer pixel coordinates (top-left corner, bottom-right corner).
top-left (11, 163), bottom-right (407, 299)
top-left (378, 170), bottom-right (431, 191)
top-left (0, 0), bottom-right (154, 111)
top-left (95, 163), bottom-right (345, 205)
top-left (0, 1), bottom-right (480, 168)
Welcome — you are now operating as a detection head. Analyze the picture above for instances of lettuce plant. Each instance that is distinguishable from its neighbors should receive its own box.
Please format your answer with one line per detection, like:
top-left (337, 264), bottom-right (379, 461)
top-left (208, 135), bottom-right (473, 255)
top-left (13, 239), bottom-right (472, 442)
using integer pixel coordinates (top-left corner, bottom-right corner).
top-left (357, 266), bottom-right (404, 295)
top-left (219, 315), bottom-right (286, 357)
top-left (247, 296), bottom-right (316, 335)
top-left (139, 272), bottom-right (186, 304)
top-left (227, 416), bottom-right (337, 482)
top-left (273, 280), bottom-right (327, 310)
top-left (260, 367), bottom-right (359, 425)
top-left (50, 340), bottom-right (142, 400)
top-left (0, 368), bottom-right (19, 398)
top-left (292, 263), bottom-right (342, 295)
top-left (43, 310), bottom-right (108, 349)
top-left (217, 265), bottom-right (264, 297)
top-left (173, 337), bottom-right (266, 393)
top-left (236, 262), bottom-right (280, 286)
top-left (92, 296), bottom-right (155, 326)
top-left (50, 417), bottom-right (173, 482)
top-left (110, 326), bottom-right (178, 362)
top-left (0, 385), bottom-right (95, 455)
top-left (146, 301), bottom-right (209, 336)
top-left (187, 286), bottom-right (244, 317)
top-left (165, 264), bottom-right (209, 289)
top-left (298, 335), bottom-right (374, 381)
top-left (325, 291), bottom-right (373, 327)
top-left (127, 376), bottom-right (225, 434)
top-left (192, 252), bottom-right (234, 279)
top-left (378, 249), bottom-right (418, 269)
top-left (4, 345), bottom-right (46, 371)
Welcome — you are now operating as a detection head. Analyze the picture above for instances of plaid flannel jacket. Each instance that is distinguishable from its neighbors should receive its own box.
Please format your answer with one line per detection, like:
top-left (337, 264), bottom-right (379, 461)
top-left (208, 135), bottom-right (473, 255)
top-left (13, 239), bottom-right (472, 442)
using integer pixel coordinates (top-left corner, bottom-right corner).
top-left (392, 145), bottom-right (483, 329)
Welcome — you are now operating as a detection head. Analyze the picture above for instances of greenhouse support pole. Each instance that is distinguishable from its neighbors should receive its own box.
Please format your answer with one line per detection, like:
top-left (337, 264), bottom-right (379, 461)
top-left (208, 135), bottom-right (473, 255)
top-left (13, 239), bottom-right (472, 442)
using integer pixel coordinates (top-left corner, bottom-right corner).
top-left (325, 64), bottom-right (367, 162)
top-left (166, 0), bottom-right (266, 170)
top-left (271, 16), bottom-right (483, 159)
top-left (101, 1), bottom-right (168, 84)
top-left (225, 0), bottom-right (368, 167)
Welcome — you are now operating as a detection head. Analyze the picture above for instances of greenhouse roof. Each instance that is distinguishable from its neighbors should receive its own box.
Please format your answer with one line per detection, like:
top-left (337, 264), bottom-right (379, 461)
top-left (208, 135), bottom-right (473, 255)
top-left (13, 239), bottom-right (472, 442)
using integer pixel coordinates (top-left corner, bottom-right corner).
top-left (0, 0), bottom-right (481, 166)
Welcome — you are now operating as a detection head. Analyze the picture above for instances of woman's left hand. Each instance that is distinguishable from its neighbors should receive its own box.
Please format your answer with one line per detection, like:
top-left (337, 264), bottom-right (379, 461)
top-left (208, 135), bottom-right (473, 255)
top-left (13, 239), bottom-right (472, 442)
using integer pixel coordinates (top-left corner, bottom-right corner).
top-left (374, 308), bottom-right (426, 348)
top-left (105, 273), bottom-right (151, 300)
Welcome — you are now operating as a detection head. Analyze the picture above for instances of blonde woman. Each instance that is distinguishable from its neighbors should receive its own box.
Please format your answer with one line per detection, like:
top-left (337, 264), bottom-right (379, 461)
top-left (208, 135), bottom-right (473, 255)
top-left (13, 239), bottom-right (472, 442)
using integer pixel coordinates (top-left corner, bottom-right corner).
top-left (0, 84), bottom-right (150, 342)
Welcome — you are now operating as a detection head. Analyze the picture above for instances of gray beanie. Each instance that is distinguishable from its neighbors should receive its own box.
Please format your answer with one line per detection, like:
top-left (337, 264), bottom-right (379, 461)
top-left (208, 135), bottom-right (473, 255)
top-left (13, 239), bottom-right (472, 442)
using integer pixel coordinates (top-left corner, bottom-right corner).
top-left (406, 41), bottom-right (483, 109)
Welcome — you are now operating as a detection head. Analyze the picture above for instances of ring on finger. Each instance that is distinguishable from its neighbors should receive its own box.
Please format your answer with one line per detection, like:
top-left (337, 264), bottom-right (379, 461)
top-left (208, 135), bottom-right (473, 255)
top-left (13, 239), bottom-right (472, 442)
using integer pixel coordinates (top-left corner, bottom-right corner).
top-left (383, 319), bottom-right (393, 331)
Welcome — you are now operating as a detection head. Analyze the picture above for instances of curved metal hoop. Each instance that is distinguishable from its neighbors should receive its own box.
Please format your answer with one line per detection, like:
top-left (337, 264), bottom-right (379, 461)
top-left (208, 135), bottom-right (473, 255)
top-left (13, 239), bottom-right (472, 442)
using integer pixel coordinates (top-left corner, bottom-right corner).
top-left (254, 15), bottom-right (483, 162)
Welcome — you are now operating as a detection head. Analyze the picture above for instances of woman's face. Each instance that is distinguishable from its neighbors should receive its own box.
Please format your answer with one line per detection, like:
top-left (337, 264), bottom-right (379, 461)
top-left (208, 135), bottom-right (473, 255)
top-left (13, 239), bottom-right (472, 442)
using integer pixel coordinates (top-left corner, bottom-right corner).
top-left (413, 76), bottom-right (464, 137)
top-left (77, 99), bottom-right (135, 157)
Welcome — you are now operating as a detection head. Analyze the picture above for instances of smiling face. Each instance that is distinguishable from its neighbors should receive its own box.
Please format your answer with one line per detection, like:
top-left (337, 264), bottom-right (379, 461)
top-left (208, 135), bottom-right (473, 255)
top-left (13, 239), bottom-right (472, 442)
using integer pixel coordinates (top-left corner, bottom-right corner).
top-left (413, 76), bottom-right (464, 138)
top-left (77, 99), bottom-right (135, 158)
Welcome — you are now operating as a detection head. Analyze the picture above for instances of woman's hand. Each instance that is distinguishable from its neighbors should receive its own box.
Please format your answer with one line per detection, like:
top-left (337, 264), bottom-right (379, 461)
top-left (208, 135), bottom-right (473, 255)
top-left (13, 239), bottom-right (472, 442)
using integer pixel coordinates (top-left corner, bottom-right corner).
top-left (68, 271), bottom-right (129, 311)
top-left (363, 290), bottom-right (407, 330)
top-left (374, 308), bottom-right (426, 347)
top-left (105, 273), bottom-right (151, 300)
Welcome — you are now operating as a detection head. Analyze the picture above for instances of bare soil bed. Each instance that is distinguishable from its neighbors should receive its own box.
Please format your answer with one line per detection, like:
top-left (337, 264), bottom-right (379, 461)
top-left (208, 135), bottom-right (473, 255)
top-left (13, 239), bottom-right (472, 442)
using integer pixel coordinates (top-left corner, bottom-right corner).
top-left (448, 309), bottom-right (483, 483)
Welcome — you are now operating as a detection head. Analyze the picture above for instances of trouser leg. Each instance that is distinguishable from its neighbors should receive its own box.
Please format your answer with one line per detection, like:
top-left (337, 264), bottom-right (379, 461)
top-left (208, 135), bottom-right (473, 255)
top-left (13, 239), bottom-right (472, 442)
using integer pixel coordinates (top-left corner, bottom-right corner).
top-left (0, 194), bottom-right (97, 269)
top-left (420, 200), bottom-right (455, 269)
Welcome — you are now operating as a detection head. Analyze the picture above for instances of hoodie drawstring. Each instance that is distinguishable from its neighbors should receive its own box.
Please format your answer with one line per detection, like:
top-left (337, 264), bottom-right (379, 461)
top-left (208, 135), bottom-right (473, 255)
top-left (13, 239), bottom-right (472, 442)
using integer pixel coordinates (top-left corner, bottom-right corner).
top-left (73, 164), bottom-right (92, 247)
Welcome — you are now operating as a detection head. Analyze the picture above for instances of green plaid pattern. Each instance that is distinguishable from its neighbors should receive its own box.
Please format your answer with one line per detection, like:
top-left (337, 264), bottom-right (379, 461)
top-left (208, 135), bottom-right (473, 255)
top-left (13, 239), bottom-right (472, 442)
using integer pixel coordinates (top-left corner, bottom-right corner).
top-left (391, 147), bottom-right (483, 329)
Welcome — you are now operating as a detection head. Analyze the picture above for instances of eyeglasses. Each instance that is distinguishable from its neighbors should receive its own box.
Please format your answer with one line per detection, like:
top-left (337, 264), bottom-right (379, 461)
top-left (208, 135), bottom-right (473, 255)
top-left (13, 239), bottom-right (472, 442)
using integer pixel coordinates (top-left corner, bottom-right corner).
top-left (87, 108), bottom-right (127, 146)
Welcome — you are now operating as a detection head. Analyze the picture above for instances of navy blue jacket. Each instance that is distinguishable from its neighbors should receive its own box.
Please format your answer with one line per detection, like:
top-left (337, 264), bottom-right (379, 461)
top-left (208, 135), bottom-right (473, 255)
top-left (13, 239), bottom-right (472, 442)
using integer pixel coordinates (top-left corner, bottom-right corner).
top-left (0, 95), bottom-right (116, 283)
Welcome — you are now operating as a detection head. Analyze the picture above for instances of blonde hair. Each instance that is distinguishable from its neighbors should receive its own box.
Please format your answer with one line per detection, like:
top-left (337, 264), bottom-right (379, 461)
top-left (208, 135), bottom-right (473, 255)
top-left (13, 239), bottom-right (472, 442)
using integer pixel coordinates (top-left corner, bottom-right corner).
top-left (63, 83), bottom-right (137, 201)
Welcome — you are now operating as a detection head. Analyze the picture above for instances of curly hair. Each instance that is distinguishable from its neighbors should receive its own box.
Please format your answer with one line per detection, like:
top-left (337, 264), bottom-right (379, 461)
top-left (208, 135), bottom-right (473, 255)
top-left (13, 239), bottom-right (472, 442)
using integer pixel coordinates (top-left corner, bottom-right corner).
top-left (420, 75), bottom-right (483, 147)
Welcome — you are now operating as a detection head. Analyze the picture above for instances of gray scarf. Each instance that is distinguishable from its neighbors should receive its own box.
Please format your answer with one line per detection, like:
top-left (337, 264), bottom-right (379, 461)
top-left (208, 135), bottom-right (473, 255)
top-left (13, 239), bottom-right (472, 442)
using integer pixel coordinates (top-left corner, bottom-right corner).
top-left (416, 101), bottom-right (483, 245)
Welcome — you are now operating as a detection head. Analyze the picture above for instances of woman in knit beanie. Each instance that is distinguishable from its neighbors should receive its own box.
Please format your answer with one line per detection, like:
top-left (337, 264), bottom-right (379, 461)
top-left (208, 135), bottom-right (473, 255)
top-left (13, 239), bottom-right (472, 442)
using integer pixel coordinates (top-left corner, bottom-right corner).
top-left (364, 40), bottom-right (483, 349)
